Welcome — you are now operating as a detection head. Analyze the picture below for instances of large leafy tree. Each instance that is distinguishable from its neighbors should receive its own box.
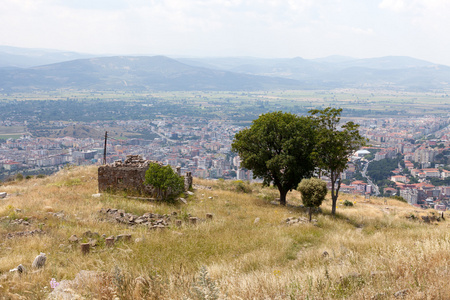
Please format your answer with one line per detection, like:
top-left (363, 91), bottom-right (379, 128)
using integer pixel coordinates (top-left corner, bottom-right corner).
top-left (231, 111), bottom-right (316, 205)
top-left (309, 108), bottom-right (366, 215)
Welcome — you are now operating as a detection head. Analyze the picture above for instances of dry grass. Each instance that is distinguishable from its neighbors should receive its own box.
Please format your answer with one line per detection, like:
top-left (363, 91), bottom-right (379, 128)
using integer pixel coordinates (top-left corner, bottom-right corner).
top-left (0, 166), bottom-right (449, 299)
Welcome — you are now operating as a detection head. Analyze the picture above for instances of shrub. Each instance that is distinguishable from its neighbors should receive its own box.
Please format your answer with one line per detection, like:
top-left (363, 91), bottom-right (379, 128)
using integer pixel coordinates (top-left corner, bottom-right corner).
top-left (233, 180), bottom-right (252, 193)
top-left (343, 200), bottom-right (354, 207)
top-left (36, 174), bottom-right (46, 179)
top-left (145, 163), bottom-right (184, 202)
top-left (297, 178), bottom-right (327, 221)
top-left (15, 173), bottom-right (24, 181)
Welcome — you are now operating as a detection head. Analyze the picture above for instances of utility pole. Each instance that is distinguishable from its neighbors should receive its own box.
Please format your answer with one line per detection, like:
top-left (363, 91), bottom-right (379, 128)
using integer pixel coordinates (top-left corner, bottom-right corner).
top-left (103, 131), bottom-right (107, 165)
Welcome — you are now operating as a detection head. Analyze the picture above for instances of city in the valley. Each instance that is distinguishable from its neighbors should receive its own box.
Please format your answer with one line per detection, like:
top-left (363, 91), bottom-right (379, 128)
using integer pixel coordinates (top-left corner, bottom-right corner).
top-left (1, 90), bottom-right (449, 210)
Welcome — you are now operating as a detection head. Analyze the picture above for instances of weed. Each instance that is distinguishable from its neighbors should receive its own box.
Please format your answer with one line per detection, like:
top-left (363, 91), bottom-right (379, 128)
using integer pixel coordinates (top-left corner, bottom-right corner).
top-left (191, 266), bottom-right (220, 300)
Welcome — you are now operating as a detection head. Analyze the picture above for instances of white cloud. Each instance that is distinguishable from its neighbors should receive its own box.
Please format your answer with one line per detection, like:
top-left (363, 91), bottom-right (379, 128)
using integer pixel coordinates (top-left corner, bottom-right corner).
top-left (1, 0), bottom-right (450, 64)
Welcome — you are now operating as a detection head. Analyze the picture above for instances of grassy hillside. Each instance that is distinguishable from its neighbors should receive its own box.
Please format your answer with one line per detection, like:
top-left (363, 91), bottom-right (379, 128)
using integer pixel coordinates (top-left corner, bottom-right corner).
top-left (0, 166), bottom-right (449, 299)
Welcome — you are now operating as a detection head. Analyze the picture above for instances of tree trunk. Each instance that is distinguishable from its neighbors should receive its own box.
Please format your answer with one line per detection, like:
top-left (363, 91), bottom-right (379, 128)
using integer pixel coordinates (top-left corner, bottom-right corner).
top-left (279, 189), bottom-right (288, 206)
top-left (331, 194), bottom-right (337, 215)
top-left (309, 207), bottom-right (312, 222)
top-left (331, 175), bottom-right (337, 216)
top-left (330, 174), bottom-right (341, 216)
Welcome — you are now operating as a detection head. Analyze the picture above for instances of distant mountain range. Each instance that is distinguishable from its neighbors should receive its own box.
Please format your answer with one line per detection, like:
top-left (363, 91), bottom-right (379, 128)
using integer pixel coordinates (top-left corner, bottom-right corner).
top-left (0, 46), bottom-right (449, 91)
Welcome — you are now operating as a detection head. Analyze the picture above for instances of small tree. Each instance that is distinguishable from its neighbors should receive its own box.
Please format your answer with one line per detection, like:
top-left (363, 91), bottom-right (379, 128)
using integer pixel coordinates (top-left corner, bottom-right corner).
top-left (297, 178), bottom-right (327, 222)
top-left (309, 108), bottom-right (366, 215)
top-left (144, 163), bottom-right (184, 201)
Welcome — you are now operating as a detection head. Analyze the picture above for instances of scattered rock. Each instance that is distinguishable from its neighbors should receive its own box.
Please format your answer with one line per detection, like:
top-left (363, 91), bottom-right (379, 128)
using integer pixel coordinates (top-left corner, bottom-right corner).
top-left (99, 207), bottom-right (199, 229)
top-left (117, 234), bottom-right (132, 242)
top-left (9, 264), bottom-right (26, 274)
top-left (6, 229), bottom-right (44, 239)
top-left (0, 192), bottom-right (7, 198)
top-left (32, 253), bottom-right (46, 269)
top-left (68, 235), bottom-right (79, 243)
top-left (206, 213), bottom-right (214, 220)
top-left (178, 197), bottom-right (187, 204)
top-left (193, 184), bottom-right (212, 190)
top-left (10, 218), bottom-right (30, 226)
top-left (91, 193), bottom-right (102, 198)
top-left (322, 251), bottom-right (329, 258)
top-left (17, 264), bottom-right (26, 274)
top-left (186, 191), bottom-right (194, 196)
top-left (394, 289), bottom-right (409, 298)
top-left (285, 217), bottom-right (317, 225)
top-left (51, 211), bottom-right (65, 219)
top-left (371, 292), bottom-right (387, 300)
top-left (208, 196), bottom-right (213, 200)
top-left (134, 238), bottom-right (143, 243)
top-left (254, 217), bottom-right (260, 224)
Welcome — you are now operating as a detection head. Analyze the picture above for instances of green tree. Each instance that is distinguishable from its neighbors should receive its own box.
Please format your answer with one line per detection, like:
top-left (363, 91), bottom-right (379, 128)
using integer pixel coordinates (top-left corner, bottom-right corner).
top-left (144, 163), bottom-right (184, 201)
top-left (309, 108), bottom-right (366, 215)
top-left (232, 111), bottom-right (316, 205)
top-left (297, 178), bottom-right (328, 221)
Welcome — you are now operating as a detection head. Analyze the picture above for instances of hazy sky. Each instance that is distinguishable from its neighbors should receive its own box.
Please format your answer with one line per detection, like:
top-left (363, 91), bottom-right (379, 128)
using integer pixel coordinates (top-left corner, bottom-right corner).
top-left (2, 0), bottom-right (450, 65)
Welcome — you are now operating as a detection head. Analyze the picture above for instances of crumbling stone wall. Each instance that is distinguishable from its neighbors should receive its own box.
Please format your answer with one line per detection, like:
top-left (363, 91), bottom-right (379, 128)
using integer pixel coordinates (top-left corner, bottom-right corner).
top-left (98, 155), bottom-right (192, 196)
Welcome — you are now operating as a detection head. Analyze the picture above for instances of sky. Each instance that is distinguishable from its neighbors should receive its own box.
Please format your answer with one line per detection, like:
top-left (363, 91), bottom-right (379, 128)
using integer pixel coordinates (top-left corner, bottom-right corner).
top-left (1, 0), bottom-right (450, 65)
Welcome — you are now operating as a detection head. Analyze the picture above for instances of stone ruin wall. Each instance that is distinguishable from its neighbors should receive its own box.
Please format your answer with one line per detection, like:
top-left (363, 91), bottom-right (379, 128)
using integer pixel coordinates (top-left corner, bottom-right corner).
top-left (98, 155), bottom-right (192, 197)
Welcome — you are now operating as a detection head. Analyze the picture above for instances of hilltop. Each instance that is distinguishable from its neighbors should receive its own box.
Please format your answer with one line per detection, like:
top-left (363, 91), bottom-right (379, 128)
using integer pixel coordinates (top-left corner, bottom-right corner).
top-left (0, 166), bottom-right (449, 299)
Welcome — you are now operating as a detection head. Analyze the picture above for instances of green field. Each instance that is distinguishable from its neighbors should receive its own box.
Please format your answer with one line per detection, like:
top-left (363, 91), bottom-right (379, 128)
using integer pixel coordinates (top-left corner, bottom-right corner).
top-left (1, 90), bottom-right (449, 124)
top-left (0, 126), bottom-right (27, 140)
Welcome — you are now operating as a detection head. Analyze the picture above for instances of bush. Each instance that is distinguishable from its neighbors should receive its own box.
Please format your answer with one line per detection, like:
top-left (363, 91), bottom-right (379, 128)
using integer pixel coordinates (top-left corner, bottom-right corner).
top-left (25, 175), bottom-right (33, 180)
top-left (233, 180), bottom-right (252, 193)
top-left (145, 163), bottom-right (184, 202)
top-left (343, 200), bottom-right (354, 207)
top-left (36, 174), bottom-right (46, 179)
top-left (15, 173), bottom-right (24, 181)
top-left (297, 178), bottom-right (327, 221)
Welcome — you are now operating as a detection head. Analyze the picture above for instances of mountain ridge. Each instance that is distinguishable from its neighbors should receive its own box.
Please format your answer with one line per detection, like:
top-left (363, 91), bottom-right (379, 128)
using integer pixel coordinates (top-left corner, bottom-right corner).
top-left (0, 45), bottom-right (449, 91)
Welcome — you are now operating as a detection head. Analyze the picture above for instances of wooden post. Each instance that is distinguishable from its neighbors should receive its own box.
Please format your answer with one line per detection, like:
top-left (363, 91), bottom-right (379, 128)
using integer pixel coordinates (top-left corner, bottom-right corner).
top-left (175, 220), bottom-right (182, 227)
top-left (206, 213), bottom-right (214, 220)
top-left (81, 243), bottom-right (90, 255)
top-left (189, 217), bottom-right (197, 225)
top-left (103, 131), bottom-right (108, 165)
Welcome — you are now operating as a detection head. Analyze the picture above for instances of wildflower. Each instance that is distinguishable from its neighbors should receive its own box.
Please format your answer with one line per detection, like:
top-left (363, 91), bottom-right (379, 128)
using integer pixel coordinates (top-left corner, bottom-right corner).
top-left (50, 278), bottom-right (59, 289)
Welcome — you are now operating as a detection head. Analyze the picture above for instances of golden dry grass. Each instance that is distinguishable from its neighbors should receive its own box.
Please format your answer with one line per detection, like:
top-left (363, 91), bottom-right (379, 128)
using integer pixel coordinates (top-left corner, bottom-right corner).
top-left (0, 166), bottom-right (449, 299)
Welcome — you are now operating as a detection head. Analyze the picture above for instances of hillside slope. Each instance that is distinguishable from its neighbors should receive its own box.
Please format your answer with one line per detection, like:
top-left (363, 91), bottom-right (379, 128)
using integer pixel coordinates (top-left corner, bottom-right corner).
top-left (0, 166), bottom-right (449, 299)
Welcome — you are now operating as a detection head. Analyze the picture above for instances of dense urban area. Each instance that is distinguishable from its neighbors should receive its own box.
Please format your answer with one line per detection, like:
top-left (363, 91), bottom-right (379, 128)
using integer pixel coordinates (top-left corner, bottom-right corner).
top-left (1, 91), bottom-right (450, 211)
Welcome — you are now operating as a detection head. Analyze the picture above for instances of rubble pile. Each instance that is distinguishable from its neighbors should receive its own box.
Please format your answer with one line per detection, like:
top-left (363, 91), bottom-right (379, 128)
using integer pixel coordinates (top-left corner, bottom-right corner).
top-left (99, 208), bottom-right (175, 229)
top-left (112, 155), bottom-right (160, 168)
top-left (6, 229), bottom-right (44, 239)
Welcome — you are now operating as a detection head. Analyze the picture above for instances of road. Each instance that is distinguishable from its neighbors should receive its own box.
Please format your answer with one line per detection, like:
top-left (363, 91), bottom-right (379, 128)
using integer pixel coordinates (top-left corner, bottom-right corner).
top-left (361, 159), bottom-right (380, 196)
